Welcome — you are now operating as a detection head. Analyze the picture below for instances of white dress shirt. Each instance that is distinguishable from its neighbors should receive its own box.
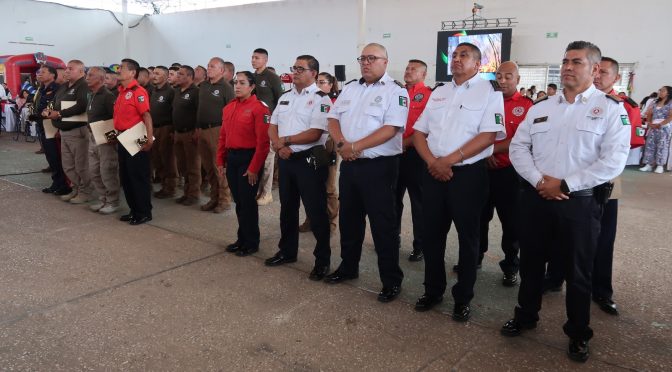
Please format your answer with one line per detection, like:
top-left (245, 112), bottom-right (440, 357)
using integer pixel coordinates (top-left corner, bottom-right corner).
top-left (510, 84), bottom-right (631, 192)
top-left (413, 73), bottom-right (506, 165)
top-left (327, 73), bottom-right (409, 158)
top-left (270, 83), bottom-right (331, 152)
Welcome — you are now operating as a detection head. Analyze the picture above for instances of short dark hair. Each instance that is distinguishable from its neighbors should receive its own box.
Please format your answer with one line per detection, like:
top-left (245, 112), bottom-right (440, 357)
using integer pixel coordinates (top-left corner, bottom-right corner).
top-left (138, 67), bottom-right (149, 76)
top-left (456, 42), bottom-right (482, 61)
top-left (547, 83), bottom-right (557, 90)
top-left (253, 48), bottom-right (268, 56)
top-left (154, 65), bottom-right (168, 73)
top-left (41, 65), bottom-right (57, 78)
top-left (180, 65), bottom-right (195, 78)
top-left (565, 41), bottom-right (601, 64)
top-left (195, 65), bottom-right (207, 75)
top-left (223, 61), bottom-right (235, 74)
top-left (601, 56), bottom-right (619, 74)
top-left (171, 63), bottom-right (182, 67)
top-left (296, 55), bottom-right (319, 73)
top-left (169, 66), bottom-right (180, 72)
top-left (121, 58), bottom-right (140, 79)
top-left (147, 66), bottom-right (155, 70)
top-left (408, 59), bottom-right (428, 69)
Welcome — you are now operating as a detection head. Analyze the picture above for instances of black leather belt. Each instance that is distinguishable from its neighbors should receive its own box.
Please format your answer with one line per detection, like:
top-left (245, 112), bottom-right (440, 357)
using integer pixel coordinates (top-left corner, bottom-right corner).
top-left (351, 154), bottom-right (400, 163)
top-left (199, 122), bottom-right (221, 129)
top-left (568, 189), bottom-right (593, 197)
top-left (288, 148), bottom-right (312, 160)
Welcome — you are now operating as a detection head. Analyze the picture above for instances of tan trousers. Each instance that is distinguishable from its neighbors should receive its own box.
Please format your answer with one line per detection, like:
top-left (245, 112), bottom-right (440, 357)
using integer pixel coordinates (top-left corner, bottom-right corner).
top-left (156, 126), bottom-right (178, 194)
top-left (258, 147), bottom-right (276, 197)
top-left (61, 127), bottom-right (92, 195)
top-left (198, 126), bottom-right (232, 206)
top-left (88, 134), bottom-right (120, 205)
top-left (174, 131), bottom-right (201, 199)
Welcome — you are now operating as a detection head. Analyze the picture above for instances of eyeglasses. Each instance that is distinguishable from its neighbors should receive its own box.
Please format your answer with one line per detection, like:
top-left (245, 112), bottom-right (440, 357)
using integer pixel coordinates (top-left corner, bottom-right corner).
top-left (357, 55), bottom-right (387, 64)
top-left (290, 66), bottom-right (311, 73)
top-left (316, 80), bottom-right (330, 85)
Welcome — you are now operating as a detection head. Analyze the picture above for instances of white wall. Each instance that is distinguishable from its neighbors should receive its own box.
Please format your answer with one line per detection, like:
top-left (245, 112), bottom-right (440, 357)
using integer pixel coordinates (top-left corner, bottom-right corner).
top-left (3, 0), bottom-right (670, 100)
top-left (1, 0), bottom-right (144, 67)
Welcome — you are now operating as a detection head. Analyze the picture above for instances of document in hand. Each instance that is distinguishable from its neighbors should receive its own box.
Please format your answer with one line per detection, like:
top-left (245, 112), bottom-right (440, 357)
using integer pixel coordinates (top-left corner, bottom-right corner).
top-left (117, 122), bottom-right (151, 156)
top-left (43, 119), bottom-right (58, 139)
top-left (89, 119), bottom-right (117, 145)
top-left (61, 101), bottom-right (88, 122)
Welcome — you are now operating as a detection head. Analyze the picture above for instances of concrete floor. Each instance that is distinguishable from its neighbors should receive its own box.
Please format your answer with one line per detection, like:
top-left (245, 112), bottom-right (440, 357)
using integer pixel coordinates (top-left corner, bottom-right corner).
top-left (0, 134), bottom-right (670, 371)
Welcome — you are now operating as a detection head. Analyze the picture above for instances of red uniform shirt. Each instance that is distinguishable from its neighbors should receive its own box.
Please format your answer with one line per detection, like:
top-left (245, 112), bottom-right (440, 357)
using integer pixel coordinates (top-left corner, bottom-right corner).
top-left (113, 80), bottom-right (150, 131)
top-left (216, 94), bottom-right (270, 173)
top-left (494, 91), bottom-right (533, 168)
top-left (404, 82), bottom-right (432, 139)
top-left (608, 89), bottom-right (643, 148)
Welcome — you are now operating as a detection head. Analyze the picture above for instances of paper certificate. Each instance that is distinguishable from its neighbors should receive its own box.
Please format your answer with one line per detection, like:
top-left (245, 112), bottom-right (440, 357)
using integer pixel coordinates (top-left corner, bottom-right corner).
top-left (43, 119), bottom-right (58, 139)
top-left (90, 119), bottom-right (117, 145)
top-left (61, 101), bottom-right (88, 122)
top-left (117, 122), bottom-right (150, 156)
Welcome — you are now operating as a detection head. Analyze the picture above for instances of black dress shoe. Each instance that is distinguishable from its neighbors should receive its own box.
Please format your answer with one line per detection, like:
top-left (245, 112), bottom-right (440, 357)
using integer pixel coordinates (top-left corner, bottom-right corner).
top-left (500, 319), bottom-right (537, 337)
top-left (235, 246), bottom-right (259, 257)
top-left (377, 285), bottom-right (401, 303)
top-left (129, 216), bottom-right (152, 225)
top-left (225, 241), bottom-right (242, 252)
top-left (42, 186), bottom-right (57, 193)
top-left (53, 187), bottom-right (72, 196)
top-left (408, 249), bottom-right (424, 262)
top-left (567, 339), bottom-right (589, 363)
top-left (414, 294), bottom-right (443, 312)
top-left (502, 272), bottom-right (518, 287)
top-left (324, 271), bottom-right (358, 284)
top-left (264, 252), bottom-right (298, 266)
top-left (309, 265), bottom-right (329, 281)
top-left (119, 213), bottom-right (134, 222)
top-left (452, 262), bottom-right (482, 272)
top-left (593, 296), bottom-right (619, 315)
top-left (452, 303), bottom-right (471, 322)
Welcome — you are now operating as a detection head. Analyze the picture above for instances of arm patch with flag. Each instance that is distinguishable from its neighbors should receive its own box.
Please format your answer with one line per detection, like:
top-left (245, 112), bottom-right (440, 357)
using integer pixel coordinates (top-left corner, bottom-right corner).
top-left (495, 113), bottom-right (504, 125)
top-left (621, 115), bottom-right (631, 126)
top-left (264, 114), bottom-right (270, 124)
top-left (399, 96), bottom-right (408, 107)
top-left (320, 104), bottom-right (330, 113)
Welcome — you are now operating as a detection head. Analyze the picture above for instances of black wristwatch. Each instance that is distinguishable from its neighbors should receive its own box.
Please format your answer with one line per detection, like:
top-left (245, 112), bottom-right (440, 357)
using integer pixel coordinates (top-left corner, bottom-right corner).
top-left (560, 180), bottom-right (570, 193)
top-left (336, 140), bottom-right (345, 149)
top-left (284, 136), bottom-right (292, 146)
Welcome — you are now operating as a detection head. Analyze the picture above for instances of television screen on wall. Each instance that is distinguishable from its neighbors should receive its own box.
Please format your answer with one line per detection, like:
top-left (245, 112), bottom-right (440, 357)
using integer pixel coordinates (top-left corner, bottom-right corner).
top-left (436, 28), bottom-right (512, 82)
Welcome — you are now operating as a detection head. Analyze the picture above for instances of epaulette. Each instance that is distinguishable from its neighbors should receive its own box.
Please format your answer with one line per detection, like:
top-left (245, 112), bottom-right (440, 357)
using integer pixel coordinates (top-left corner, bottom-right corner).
top-left (316, 91), bottom-right (328, 97)
top-left (431, 82), bottom-right (445, 91)
top-left (624, 96), bottom-right (639, 108)
top-left (490, 80), bottom-right (502, 91)
top-left (283, 89), bottom-right (292, 95)
top-left (533, 96), bottom-right (549, 105)
top-left (394, 80), bottom-right (405, 88)
top-left (606, 95), bottom-right (623, 104)
top-left (344, 79), bottom-right (357, 86)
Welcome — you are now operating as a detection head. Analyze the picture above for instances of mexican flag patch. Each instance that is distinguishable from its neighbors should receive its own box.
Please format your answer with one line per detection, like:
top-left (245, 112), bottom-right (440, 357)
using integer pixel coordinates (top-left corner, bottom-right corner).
top-left (495, 113), bottom-right (504, 125)
top-left (620, 115), bottom-right (631, 126)
top-left (264, 114), bottom-right (270, 124)
top-left (321, 104), bottom-right (330, 113)
top-left (399, 96), bottom-right (408, 107)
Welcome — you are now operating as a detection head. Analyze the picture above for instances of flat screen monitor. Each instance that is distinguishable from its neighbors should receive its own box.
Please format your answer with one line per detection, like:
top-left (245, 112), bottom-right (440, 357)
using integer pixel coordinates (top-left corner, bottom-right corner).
top-left (435, 28), bottom-right (512, 82)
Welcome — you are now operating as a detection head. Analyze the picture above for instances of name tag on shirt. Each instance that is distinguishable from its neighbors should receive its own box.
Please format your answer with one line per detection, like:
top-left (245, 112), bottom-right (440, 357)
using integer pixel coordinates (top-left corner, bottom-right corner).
top-left (533, 116), bottom-right (548, 124)
top-left (279, 101), bottom-right (290, 105)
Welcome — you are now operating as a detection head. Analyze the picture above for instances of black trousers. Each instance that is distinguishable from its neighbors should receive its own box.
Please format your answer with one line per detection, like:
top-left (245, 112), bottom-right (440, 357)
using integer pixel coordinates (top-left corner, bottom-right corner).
top-left (337, 156), bottom-right (403, 287)
top-left (118, 144), bottom-right (153, 219)
top-left (38, 120), bottom-right (68, 190)
top-left (395, 147), bottom-right (424, 252)
top-left (514, 188), bottom-right (602, 341)
top-left (422, 160), bottom-right (488, 304)
top-left (593, 199), bottom-right (618, 299)
top-left (278, 153), bottom-right (330, 266)
top-left (479, 165), bottom-right (520, 274)
top-left (227, 149), bottom-right (263, 249)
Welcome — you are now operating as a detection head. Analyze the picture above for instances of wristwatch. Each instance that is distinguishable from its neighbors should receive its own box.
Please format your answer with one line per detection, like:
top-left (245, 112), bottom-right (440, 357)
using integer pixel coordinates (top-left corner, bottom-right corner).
top-left (284, 136), bottom-right (292, 146)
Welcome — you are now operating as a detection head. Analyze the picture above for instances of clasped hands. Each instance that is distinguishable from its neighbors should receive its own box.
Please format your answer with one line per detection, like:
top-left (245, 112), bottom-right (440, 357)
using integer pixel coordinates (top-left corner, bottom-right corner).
top-left (336, 141), bottom-right (361, 161)
top-left (272, 138), bottom-right (294, 160)
top-left (536, 175), bottom-right (569, 200)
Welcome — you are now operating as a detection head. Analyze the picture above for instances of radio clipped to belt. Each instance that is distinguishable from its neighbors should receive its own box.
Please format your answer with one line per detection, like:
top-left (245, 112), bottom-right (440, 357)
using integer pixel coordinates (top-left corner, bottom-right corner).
top-left (593, 182), bottom-right (614, 205)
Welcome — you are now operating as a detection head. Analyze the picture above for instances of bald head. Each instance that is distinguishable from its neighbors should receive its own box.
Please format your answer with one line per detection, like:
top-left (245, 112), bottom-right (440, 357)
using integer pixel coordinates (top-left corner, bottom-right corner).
top-left (363, 43), bottom-right (388, 58)
top-left (359, 43), bottom-right (389, 83)
top-left (495, 61), bottom-right (520, 98)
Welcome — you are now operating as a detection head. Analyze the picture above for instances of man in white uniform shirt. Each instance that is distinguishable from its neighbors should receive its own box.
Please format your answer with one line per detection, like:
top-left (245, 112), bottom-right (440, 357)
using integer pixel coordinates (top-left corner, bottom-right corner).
top-left (265, 55), bottom-right (333, 281)
top-left (412, 42), bottom-right (506, 322)
top-left (325, 43), bottom-right (409, 303)
top-left (500, 41), bottom-right (630, 363)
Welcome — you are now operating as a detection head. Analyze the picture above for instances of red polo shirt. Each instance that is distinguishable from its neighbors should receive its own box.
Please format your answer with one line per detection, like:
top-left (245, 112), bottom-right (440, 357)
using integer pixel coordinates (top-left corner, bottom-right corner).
top-left (404, 82), bottom-right (432, 140)
top-left (216, 94), bottom-right (270, 173)
top-left (494, 91), bottom-right (533, 168)
top-left (113, 80), bottom-right (150, 131)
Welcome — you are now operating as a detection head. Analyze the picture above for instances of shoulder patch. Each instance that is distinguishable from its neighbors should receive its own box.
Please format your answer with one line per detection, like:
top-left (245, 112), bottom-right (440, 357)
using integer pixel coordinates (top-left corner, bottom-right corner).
top-left (533, 96), bottom-right (549, 105)
top-left (316, 91), bottom-right (328, 97)
top-left (606, 95), bottom-right (623, 104)
top-left (431, 82), bottom-right (445, 92)
top-left (624, 96), bottom-right (639, 108)
top-left (344, 79), bottom-right (357, 86)
top-left (490, 80), bottom-right (502, 91)
top-left (394, 80), bottom-right (405, 88)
